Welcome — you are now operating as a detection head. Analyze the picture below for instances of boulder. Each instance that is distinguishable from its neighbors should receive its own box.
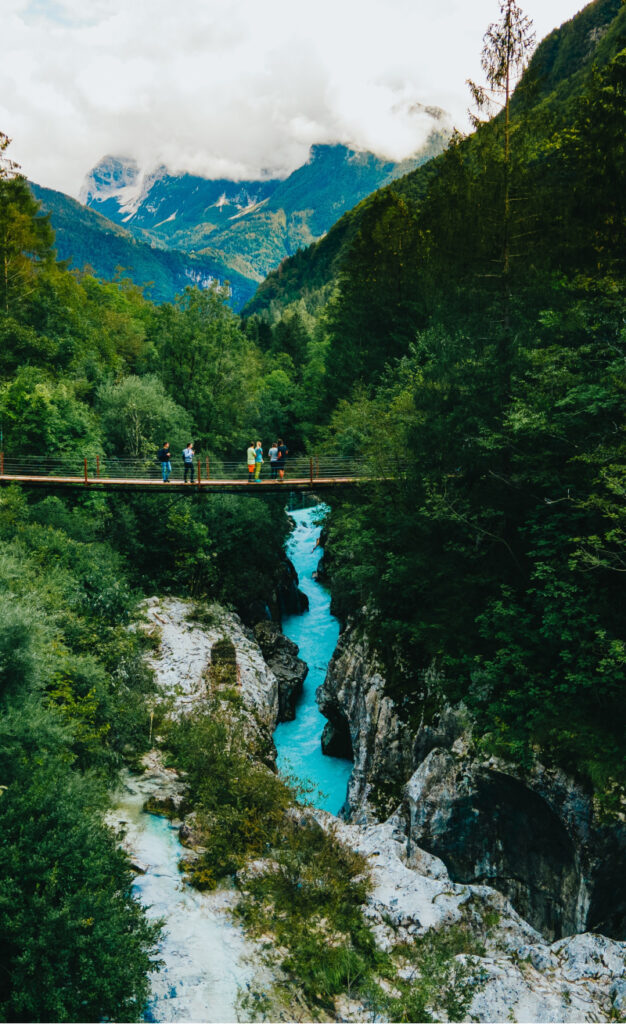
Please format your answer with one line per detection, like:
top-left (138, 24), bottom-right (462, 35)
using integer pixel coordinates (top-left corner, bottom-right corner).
top-left (253, 621), bottom-right (308, 722)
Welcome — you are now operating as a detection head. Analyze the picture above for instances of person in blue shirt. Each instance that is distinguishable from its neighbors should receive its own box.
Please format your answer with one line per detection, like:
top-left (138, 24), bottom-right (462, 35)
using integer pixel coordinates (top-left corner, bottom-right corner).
top-left (254, 441), bottom-right (264, 481)
top-left (182, 443), bottom-right (195, 483)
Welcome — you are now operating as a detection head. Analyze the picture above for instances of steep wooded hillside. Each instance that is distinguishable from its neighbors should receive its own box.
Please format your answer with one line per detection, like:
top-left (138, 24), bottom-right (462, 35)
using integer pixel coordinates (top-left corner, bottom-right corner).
top-left (242, 0), bottom-right (626, 805)
top-left (246, 0), bottom-right (624, 319)
top-left (29, 182), bottom-right (258, 307)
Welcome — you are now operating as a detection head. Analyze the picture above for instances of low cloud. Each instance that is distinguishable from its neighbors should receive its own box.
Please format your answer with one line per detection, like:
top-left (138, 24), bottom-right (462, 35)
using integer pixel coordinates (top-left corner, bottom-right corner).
top-left (2, 0), bottom-right (587, 196)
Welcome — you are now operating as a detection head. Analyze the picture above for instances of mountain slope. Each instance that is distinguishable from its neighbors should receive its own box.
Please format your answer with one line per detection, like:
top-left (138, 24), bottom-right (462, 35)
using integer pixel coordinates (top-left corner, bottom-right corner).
top-left (82, 130), bottom-right (450, 286)
top-left (29, 182), bottom-right (258, 307)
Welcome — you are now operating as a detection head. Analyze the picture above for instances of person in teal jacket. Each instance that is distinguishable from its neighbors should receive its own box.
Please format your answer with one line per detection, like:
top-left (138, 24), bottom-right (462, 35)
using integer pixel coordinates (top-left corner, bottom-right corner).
top-left (254, 441), bottom-right (264, 481)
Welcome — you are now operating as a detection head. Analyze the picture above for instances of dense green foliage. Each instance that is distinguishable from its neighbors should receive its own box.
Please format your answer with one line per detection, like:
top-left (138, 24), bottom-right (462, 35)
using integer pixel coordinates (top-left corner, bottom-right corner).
top-left (0, 131), bottom-right (295, 1019)
top-left (166, 696), bottom-right (293, 886)
top-left (0, 484), bottom-right (162, 1020)
top-left (249, 2), bottom-right (626, 799)
top-left (0, 714), bottom-right (160, 1023)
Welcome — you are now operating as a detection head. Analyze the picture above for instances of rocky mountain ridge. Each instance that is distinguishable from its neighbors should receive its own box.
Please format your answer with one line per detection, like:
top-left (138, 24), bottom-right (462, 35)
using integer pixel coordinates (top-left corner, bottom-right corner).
top-left (80, 131), bottom-right (450, 286)
top-left (79, 155), bottom-right (281, 238)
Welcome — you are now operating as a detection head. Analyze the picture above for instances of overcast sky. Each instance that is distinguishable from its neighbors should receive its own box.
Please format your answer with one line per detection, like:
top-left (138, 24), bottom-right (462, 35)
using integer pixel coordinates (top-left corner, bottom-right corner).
top-left (2, 0), bottom-right (589, 197)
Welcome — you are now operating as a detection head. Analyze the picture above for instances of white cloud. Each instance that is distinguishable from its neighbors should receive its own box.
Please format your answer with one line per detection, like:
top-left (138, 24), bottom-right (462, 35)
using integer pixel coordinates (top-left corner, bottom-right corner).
top-left (2, 0), bottom-right (590, 196)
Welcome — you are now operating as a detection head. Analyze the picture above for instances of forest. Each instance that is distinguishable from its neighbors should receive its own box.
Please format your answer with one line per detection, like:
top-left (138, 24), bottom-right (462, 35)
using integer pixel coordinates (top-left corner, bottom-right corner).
top-left (248, 0), bottom-right (626, 801)
top-left (0, 0), bottom-right (625, 1016)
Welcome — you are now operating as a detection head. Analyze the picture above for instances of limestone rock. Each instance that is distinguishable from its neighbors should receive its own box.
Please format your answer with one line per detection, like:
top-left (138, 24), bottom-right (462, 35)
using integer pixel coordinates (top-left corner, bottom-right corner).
top-left (319, 618), bottom-right (626, 941)
top-left (314, 810), bottom-right (626, 1023)
top-left (253, 621), bottom-right (308, 722)
top-left (142, 596), bottom-right (280, 735)
top-left (317, 626), bottom-right (413, 823)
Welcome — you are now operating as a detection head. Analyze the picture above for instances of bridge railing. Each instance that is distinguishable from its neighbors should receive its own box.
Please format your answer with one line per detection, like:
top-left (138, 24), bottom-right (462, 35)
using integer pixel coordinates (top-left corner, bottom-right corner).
top-left (0, 453), bottom-right (369, 484)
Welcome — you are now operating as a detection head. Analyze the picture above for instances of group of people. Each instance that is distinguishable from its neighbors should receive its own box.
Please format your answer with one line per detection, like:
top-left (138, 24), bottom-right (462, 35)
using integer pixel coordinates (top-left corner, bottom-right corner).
top-left (156, 441), bottom-right (195, 483)
top-left (155, 439), bottom-right (288, 483)
top-left (246, 439), bottom-right (288, 482)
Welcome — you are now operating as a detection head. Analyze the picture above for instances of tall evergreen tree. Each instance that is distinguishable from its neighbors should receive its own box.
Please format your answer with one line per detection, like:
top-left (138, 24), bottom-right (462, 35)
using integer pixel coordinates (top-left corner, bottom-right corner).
top-left (467, 1), bottom-right (536, 357)
top-left (0, 134), bottom-right (55, 316)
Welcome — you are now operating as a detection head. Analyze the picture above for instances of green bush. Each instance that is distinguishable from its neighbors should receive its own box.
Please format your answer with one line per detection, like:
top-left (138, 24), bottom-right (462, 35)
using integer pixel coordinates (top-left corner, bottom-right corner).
top-left (0, 709), bottom-right (161, 1023)
top-left (166, 705), bottom-right (292, 884)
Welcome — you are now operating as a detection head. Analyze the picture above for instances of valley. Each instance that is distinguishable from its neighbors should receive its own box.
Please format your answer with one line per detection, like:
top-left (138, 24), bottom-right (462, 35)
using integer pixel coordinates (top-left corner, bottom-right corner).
top-left (0, 0), bottom-right (625, 1019)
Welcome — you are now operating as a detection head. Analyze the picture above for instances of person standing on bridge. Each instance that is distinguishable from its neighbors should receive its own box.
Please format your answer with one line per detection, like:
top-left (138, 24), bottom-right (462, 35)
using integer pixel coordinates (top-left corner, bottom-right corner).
top-left (254, 441), bottom-right (264, 481)
top-left (246, 443), bottom-right (256, 482)
top-left (276, 438), bottom-right (288, 481)
top-left (268, 440), bottom-right (279, 479)
top-left (182, 442), bottom-right (195, 483)
top-left (157, 441), bottom-right (172, 483)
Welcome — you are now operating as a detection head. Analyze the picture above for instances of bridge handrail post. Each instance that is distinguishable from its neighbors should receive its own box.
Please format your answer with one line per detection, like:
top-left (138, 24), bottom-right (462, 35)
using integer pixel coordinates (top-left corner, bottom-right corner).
top-left (309, 456), bottom-right (313, 486)
top-left (197, 458), bottom-right (201, 487)
top-left (206, 456), bottom-right (210, 480)
top-left (83, 458), bottom-right (88, 485)
top-left (96, 455), bottom-right (100, 478)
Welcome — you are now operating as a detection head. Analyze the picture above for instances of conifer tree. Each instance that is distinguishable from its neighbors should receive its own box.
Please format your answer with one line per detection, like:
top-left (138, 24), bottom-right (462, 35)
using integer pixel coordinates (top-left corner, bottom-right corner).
top-left (467, 1), bottom-right (535, 348)
top-left (0, 132), bottom-right (55, 315)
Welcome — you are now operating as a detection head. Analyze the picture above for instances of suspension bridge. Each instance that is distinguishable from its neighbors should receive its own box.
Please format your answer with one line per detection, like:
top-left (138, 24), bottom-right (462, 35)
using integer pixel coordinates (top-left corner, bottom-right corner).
top-left (0, 454), bottom-right (368, 494)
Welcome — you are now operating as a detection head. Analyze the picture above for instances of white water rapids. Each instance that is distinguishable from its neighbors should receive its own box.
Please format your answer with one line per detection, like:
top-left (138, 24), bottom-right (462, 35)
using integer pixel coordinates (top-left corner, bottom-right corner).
top-left (112, 771), bottom-right (260, 1023)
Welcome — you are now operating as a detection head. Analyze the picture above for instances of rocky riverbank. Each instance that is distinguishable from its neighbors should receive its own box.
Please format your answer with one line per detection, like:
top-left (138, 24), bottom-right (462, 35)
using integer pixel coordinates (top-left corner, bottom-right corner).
top-left (107, 597), bottom-right (291, 1021)
top-left (103, 590), bottom-right (626, 1021)
top-left (325, 811), bottom-right (626, 1022)
top-left (315, 617), bottom-right (626, 1018)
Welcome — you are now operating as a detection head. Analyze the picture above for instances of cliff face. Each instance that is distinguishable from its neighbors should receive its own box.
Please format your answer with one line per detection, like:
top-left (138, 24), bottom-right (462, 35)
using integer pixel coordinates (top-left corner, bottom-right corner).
top-left (317, 627), bottom-right (414, 821)
top-left (244, 556), bottom-right (309, 626)
top-left (318, 621), bottom-right (626, 941)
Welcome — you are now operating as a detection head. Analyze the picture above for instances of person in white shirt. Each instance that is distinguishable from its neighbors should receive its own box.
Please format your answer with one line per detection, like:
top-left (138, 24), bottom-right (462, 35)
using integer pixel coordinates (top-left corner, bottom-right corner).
top-left (182, 443), bottom-right (195, 483)
top-left (246, 443), bottom-right (256, 482)
top-left (268, 441), bottom-right (279, 479)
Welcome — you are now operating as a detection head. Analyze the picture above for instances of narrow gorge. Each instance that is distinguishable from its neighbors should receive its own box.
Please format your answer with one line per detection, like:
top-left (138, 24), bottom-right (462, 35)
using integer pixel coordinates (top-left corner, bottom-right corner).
top-left (108, 504), bottom-right (626, 1022)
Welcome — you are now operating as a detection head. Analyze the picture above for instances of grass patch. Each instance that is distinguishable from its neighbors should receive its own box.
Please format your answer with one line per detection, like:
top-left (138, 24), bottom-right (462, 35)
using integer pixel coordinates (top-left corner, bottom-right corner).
top-left (165, 704), bottom-right (292, 887)
top-left (380, 924), bottom-right (486, 1023)
top-left (236, 816), bottom-right (384, 1012)
top-left (186, 601), bottom-right (222, 628)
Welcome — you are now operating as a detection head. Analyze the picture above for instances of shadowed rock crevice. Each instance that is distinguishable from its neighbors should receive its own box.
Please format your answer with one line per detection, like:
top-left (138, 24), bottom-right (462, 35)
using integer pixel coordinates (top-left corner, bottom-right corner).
top-left (321, 709), bottom-right (353, 760)
top-left (406, 756), bottom-right (581, 939)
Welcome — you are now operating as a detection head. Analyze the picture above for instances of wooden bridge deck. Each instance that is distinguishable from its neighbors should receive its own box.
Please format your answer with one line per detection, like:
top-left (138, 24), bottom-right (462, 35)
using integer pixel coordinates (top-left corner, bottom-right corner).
top-left (0, 473), bottom-right (362, 493)
top-left (0, 455), bottom-right (367, 494)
